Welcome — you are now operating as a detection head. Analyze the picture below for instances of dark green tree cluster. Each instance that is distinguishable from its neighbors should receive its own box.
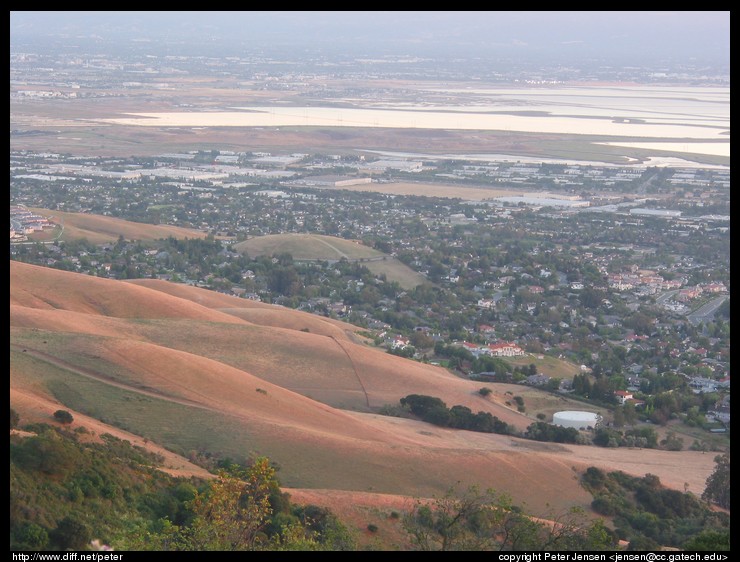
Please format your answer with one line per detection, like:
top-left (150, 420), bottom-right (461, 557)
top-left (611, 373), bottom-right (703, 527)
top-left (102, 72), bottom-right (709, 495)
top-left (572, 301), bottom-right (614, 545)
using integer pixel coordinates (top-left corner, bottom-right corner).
top-left (581, 468), bottom-right (730, 550)
top-left (399, 394), bottom-right (515, 435)
top-left (701, 452), bottom-right (730, 509)
top-left (524, 421), bottom-right (580, 444)
top-left (53, 410), bottom-right (74, 424)
top-left (387, 345), bottom-right (416, 359)
top-left (471, 355), bottom-right (512, 376)
top-left (131, 458), bottom-right (354, 551)
top-left (433, 342), bottom-right (474, 364)
top-left (592, 426), bottom-right (659, 449)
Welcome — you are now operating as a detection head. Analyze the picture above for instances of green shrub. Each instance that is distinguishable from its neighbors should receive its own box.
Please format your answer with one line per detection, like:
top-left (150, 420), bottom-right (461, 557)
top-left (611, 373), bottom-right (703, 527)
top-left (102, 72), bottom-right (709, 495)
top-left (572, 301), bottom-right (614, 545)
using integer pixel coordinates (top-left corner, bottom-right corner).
top-left (13, 522), bottom-right (49, 550)
top-left (52, 515), bottom-right (91, 550)
top-left (591, 496), bottom-right (617, 516)
top-left (53, 410), bottom-right (74, 425)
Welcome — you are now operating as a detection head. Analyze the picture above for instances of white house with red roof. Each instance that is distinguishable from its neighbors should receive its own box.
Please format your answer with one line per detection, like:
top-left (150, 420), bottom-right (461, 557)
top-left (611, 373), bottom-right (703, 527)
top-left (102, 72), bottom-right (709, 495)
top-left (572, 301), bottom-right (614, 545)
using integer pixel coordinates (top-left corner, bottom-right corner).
top-left (488, 342), bottom-right (525, 357)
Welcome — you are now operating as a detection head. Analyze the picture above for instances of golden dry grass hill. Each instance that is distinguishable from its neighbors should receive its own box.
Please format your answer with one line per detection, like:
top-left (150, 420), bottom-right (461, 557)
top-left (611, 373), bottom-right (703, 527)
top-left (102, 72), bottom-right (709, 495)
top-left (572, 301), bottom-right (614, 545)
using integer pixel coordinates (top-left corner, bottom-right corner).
top-left (234, 233), bottom-right (427, 289)
top-left (9, 260), bottom-right (718, 516)
top-left (234, 233), bottom-right (383, 261)
top-left (27, 207), bottom-right (208, 244)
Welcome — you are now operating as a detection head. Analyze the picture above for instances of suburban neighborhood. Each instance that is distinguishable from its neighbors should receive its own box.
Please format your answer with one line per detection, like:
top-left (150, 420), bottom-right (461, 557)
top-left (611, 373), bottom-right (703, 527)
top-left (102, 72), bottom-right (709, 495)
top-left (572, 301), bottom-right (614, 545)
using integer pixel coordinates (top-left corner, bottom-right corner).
top-left (10, 148), bottom-right (730, 441)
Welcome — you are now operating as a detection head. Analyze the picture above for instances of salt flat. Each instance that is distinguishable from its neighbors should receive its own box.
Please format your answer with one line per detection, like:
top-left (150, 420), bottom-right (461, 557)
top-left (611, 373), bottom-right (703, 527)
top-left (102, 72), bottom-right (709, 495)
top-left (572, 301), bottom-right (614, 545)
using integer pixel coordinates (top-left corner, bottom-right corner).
top-left (99, 85), bottom-right (729, 149)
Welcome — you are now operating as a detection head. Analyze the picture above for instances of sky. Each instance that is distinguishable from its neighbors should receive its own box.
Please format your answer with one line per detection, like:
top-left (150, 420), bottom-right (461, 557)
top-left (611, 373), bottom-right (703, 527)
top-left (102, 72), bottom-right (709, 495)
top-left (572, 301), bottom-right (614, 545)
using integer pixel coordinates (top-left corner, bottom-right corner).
top-left (10, 11), bottom-right (731, 65)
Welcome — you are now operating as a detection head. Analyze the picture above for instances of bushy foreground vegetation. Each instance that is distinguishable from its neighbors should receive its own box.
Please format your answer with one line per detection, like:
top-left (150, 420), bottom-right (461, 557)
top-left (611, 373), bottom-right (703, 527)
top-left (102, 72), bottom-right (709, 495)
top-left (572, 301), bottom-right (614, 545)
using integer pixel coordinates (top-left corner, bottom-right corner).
top-left (402, 485), bottom-right (617, 551)
top-left (9, 412), bottom-right (729, 551)
top-left (581, 467), bottom-right (730, 550)
top-left (10, 422), bottom-right (354, 551)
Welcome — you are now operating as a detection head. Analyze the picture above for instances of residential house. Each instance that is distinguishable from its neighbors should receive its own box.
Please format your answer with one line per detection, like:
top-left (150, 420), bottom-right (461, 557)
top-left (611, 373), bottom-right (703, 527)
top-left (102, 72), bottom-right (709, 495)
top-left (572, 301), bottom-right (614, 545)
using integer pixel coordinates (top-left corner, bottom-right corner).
top-left (488, 342), bottom-right (525, 357)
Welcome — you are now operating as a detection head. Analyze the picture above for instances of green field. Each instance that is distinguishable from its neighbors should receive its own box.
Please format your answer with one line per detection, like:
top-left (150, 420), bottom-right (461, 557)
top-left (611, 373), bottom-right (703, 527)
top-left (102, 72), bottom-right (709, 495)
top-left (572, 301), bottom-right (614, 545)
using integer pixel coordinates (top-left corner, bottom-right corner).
top-left (504, 354), bottom-right (582, 380)
top-left (12, 347), bottom-right (264, 464)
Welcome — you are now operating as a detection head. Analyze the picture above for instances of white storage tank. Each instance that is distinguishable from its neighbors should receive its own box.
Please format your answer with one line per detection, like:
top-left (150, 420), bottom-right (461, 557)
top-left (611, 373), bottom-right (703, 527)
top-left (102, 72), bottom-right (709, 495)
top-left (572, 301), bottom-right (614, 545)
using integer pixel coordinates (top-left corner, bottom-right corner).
top-left (552, 410), bottom-right (600, 430)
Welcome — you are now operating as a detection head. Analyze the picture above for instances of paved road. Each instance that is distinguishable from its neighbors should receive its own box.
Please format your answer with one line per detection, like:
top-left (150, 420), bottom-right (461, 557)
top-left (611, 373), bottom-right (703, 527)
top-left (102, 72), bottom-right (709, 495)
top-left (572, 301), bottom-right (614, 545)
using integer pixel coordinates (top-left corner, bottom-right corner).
top-left (655, 289), bottom-right (679, 305)
top-left (687, 295), bottom-right (728, 326)
top-left (636, 169), bottom-right (660, 195)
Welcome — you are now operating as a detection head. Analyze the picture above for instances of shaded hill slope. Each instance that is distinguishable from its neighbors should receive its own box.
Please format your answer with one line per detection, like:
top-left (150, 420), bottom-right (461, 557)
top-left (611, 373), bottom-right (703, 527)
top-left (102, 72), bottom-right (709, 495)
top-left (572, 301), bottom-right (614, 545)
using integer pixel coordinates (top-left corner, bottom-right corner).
top-left (9, 260), bottom-right (718, 514)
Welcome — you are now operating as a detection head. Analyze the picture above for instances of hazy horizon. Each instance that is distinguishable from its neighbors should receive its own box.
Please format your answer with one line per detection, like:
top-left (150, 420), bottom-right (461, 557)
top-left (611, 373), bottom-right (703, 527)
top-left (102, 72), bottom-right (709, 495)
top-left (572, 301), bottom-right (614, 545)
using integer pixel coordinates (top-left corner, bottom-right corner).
top-left (10, 11), bottom-right (730, 67)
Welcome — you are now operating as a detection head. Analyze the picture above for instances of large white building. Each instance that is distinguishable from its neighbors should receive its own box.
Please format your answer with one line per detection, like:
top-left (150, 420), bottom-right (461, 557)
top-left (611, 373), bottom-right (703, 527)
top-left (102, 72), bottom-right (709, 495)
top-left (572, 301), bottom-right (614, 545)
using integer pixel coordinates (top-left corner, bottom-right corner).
top-left (488, 342), bottom-right (525, 357)
top-left (363, 159), bottom-right (423, 173)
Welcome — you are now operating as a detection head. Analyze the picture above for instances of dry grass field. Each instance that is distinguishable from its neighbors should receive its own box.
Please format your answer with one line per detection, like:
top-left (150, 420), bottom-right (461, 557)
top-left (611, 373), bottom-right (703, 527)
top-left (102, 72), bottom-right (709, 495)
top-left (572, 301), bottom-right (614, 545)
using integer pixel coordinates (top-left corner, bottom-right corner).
top-left (362, 260), bottom-right (429, 289)
top-left (10, 260), bottom-right (719, 517)
top-left (331, 181), bottom-right (525, 200)
top-left (27, 207), bottom-right (208, 244)
top-left (235, 233), bottom-right (384, 261)
top-left (234, 233), bottom-right (428, 288)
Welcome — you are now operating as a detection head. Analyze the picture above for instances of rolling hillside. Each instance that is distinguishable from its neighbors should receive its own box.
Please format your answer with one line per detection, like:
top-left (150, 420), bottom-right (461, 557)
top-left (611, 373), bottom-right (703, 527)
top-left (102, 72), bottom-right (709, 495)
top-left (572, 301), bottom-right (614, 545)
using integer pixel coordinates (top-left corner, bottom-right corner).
top-left (234, 233), bottom-right (428, 289)
top-left (234, 233), bottom-right (383, 261)
top-left (9, 260), bottom-right (718, 515)
top-left (27, 207), bottom-right (208, 244)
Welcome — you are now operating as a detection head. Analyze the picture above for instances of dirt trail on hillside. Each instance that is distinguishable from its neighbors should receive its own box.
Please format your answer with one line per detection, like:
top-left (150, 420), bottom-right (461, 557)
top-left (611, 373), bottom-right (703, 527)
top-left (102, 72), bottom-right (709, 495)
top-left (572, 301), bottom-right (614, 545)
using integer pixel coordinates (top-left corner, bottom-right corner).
top-left (12, 345), bottom-right (214, 412)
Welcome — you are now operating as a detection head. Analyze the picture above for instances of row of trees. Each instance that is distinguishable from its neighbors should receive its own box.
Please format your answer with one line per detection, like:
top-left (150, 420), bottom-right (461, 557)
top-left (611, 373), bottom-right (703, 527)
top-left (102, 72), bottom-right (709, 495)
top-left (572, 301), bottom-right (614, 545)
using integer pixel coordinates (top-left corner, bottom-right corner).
top-left (399, 394), bottom-right (515, 435)
top-left (395, 394), bottom-right (585, 446)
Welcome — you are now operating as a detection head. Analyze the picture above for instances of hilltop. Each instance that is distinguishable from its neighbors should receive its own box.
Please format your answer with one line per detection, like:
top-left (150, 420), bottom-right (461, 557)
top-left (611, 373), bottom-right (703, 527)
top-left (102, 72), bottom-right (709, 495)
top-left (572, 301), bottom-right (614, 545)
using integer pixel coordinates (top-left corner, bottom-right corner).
top-left (234, 233), bottom-right (427, 289)
top-left (234, 233), bottom-right (383, 262)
